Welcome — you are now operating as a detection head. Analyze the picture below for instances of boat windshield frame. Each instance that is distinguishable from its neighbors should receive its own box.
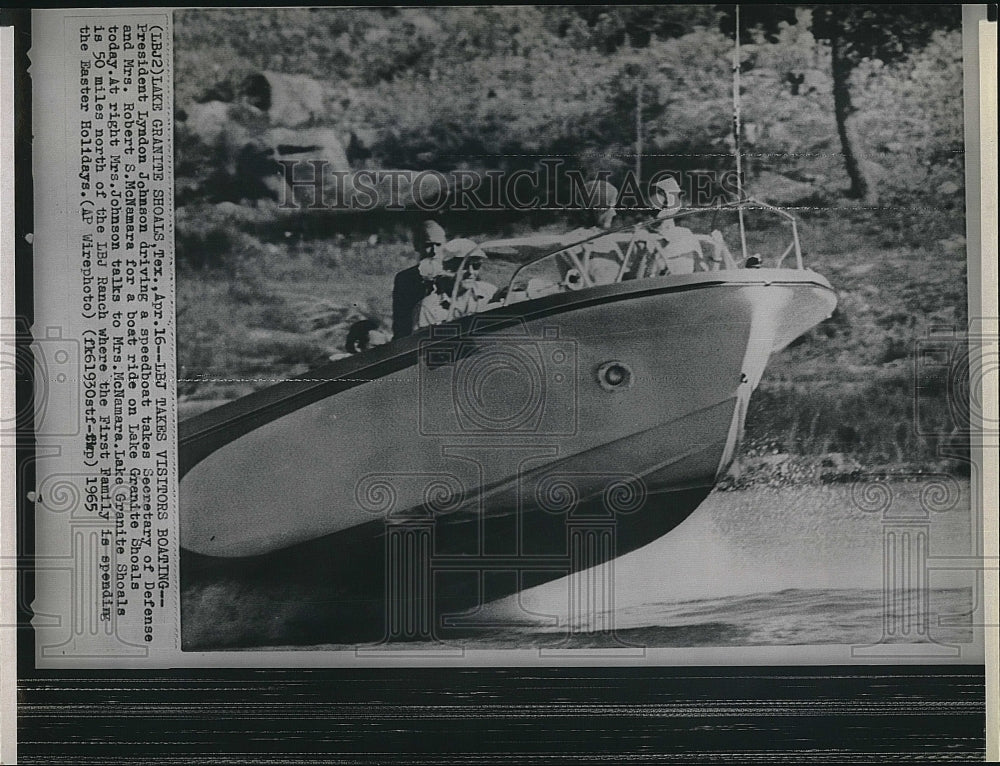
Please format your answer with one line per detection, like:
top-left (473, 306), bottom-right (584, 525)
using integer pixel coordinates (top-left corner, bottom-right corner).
top-left (504, 196), bottom-right (804, 297)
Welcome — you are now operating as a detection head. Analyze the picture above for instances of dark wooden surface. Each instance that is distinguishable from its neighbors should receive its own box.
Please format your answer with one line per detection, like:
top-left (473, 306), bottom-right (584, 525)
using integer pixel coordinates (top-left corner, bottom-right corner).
top-left (17, 666), bottom-right (986, 763)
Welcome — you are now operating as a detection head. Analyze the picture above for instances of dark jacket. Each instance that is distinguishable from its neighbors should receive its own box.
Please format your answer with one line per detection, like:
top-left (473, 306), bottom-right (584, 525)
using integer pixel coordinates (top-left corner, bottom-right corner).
top-left (392, 265), bottom-right (431, 339)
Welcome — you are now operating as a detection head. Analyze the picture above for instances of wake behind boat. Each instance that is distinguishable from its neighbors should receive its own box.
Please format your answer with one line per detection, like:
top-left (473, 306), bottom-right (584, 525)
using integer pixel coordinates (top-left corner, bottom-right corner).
top-left (178, 200), bottom-right (836, 646)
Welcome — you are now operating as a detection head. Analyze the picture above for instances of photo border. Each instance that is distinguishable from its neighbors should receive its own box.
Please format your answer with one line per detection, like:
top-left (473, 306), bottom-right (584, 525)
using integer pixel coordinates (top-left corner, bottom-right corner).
top-left (6, 4), bottom-right (995, 762)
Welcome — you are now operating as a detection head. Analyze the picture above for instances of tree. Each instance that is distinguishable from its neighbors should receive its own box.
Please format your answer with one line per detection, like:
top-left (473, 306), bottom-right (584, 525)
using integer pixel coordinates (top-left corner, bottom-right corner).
top-left (810, 5), bottom-right (961, 203)
top-left (546, 6), bottom-right (719, 52)
top-left (718, 4), bottom-right (961, 203)
top-left (716, 4), bottom-right (797, 44)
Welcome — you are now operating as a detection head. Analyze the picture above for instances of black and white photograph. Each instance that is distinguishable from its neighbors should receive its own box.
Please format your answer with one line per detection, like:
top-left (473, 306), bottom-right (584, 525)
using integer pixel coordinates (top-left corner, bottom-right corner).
top-left (170, 5), bottom-right (983, 657)
top-left (6, 4), bottom-right (996, 763)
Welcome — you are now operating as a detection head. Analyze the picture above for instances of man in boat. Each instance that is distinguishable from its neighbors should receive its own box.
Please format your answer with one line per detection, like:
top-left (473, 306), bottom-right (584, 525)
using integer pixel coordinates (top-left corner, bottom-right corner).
top-left (412, 238), bottom-right (498, 330)
top-left (643, 177), bottom-right (720, 276)
top-left (442, 238), bottom-right (498, 316)
top-left (509, 181), bottom-right (623, 301)
top-left (392, 220), bottom-right (447, 339)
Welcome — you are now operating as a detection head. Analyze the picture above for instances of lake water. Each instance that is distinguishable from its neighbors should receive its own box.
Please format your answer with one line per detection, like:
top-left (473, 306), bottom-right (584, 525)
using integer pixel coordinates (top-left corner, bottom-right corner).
top-left (278, 476), bottom-right (979, 654)
top-left (214, 479), bottom-right (978, 653)
top-left (467, 480), bottom-right (979, 650)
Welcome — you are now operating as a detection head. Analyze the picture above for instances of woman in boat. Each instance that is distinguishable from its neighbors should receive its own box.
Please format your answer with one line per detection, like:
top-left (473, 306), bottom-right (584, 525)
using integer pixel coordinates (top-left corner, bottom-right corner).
top-left (412, 272), bottom-right (455, 330)
top-left (558, 180), bottom-right (623, 288)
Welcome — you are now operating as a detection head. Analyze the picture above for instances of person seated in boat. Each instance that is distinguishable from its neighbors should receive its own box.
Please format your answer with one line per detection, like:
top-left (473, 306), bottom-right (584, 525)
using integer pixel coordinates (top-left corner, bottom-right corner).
top-left (328, 318), bottom-right (392, 361)
top-left (346, 318), bottom-right (391, 353)
top-left (392, 220), bottom-right (446, 339)
top-left (441, 239), bottom-right (498, 316)
top-left (506, 182), bottom-right (625, 301)
top-left (643, 177), bottom-right (719, 276)
top-left (413, 272), bottom-right (455, 330)
top-left (558, 180), bottom-right (624, 288)
top-left (412, 239), bottom-right (498, 330)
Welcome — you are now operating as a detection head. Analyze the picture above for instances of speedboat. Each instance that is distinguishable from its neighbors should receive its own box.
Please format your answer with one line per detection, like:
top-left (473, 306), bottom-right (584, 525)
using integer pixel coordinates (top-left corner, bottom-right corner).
top-left (179, 199), bottom-right (837, 647)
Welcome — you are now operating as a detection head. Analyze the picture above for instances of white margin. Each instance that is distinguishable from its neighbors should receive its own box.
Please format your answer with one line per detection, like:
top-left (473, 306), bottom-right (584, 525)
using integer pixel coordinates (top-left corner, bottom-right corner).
top-left (1, 23), bottom-right (17, 766)
top-left (976, 15), bottom-right (998, 763)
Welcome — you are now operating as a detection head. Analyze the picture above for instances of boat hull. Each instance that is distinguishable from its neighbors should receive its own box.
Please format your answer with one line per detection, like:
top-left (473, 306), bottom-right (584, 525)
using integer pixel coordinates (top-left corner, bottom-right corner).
top-left (179, 270), bottom-right (835, 647)
top-left (180, 482), bottom-right (715, 648)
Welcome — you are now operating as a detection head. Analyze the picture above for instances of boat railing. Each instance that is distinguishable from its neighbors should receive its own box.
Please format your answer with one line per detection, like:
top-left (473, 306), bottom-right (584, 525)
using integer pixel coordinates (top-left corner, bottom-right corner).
top-left (744, 197), bottom-right (804, 270)
top-left (662, 197), bottom-right (804, 271)
top-left (500, 197), bottom-right (805, 303)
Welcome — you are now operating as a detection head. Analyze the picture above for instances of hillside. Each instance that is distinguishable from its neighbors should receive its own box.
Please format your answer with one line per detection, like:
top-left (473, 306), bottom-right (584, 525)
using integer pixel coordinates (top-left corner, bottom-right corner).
top-left (173, 7), bottom-right (971, 480)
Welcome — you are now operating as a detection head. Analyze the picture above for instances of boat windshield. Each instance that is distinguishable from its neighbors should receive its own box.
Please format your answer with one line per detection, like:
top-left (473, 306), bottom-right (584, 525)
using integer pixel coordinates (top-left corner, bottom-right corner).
top-left (490, 198), bottom-right (804, 306)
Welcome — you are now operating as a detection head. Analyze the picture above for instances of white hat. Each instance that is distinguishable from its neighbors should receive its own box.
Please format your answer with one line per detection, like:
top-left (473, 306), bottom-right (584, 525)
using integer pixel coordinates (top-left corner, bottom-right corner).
top-left (651, 177), bottom-right (683, 215)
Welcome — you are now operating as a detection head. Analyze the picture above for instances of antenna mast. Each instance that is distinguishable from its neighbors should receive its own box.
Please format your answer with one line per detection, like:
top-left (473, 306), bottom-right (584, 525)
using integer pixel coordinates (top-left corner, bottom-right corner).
top-left (732, 4), bottom-right (748, 260)
top-left (635, 79), bottom-right (643, 184)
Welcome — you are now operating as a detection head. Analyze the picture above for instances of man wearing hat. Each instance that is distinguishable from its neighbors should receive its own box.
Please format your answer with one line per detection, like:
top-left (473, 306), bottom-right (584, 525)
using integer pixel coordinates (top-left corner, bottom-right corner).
top-left (651, 176), bottom-right (684, 220)
top-left (442, 238), bottom-right (497, 318)
top-left (412, 238), bottom-right (497, 330)
top-left (392, 220), bottom-right (446, 339)
top-left (645, 176), bottom-right (717, 276)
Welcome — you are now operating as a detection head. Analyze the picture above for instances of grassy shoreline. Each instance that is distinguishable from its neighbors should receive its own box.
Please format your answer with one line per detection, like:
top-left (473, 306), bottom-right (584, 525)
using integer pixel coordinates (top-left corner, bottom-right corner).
top-left (717, 454), bottom-right (968, 491)
top-left (176, 203), bottom-right (970, 478)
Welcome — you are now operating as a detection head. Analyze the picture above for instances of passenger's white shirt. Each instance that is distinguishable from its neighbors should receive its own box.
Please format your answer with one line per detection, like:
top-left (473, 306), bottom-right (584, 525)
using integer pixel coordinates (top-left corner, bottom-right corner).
top-left (451, 280), bottom-right (498, 316)
top-left (563, 227), bottom-right (622, 257)
top-left (413, 281), bottom-right (497, 330)
top-left (648, 223), bottom-right (705, 275)
top-left (562, 227), bottom-right (623, 285)
top-left (413, 292), bottom-right (451, 330)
